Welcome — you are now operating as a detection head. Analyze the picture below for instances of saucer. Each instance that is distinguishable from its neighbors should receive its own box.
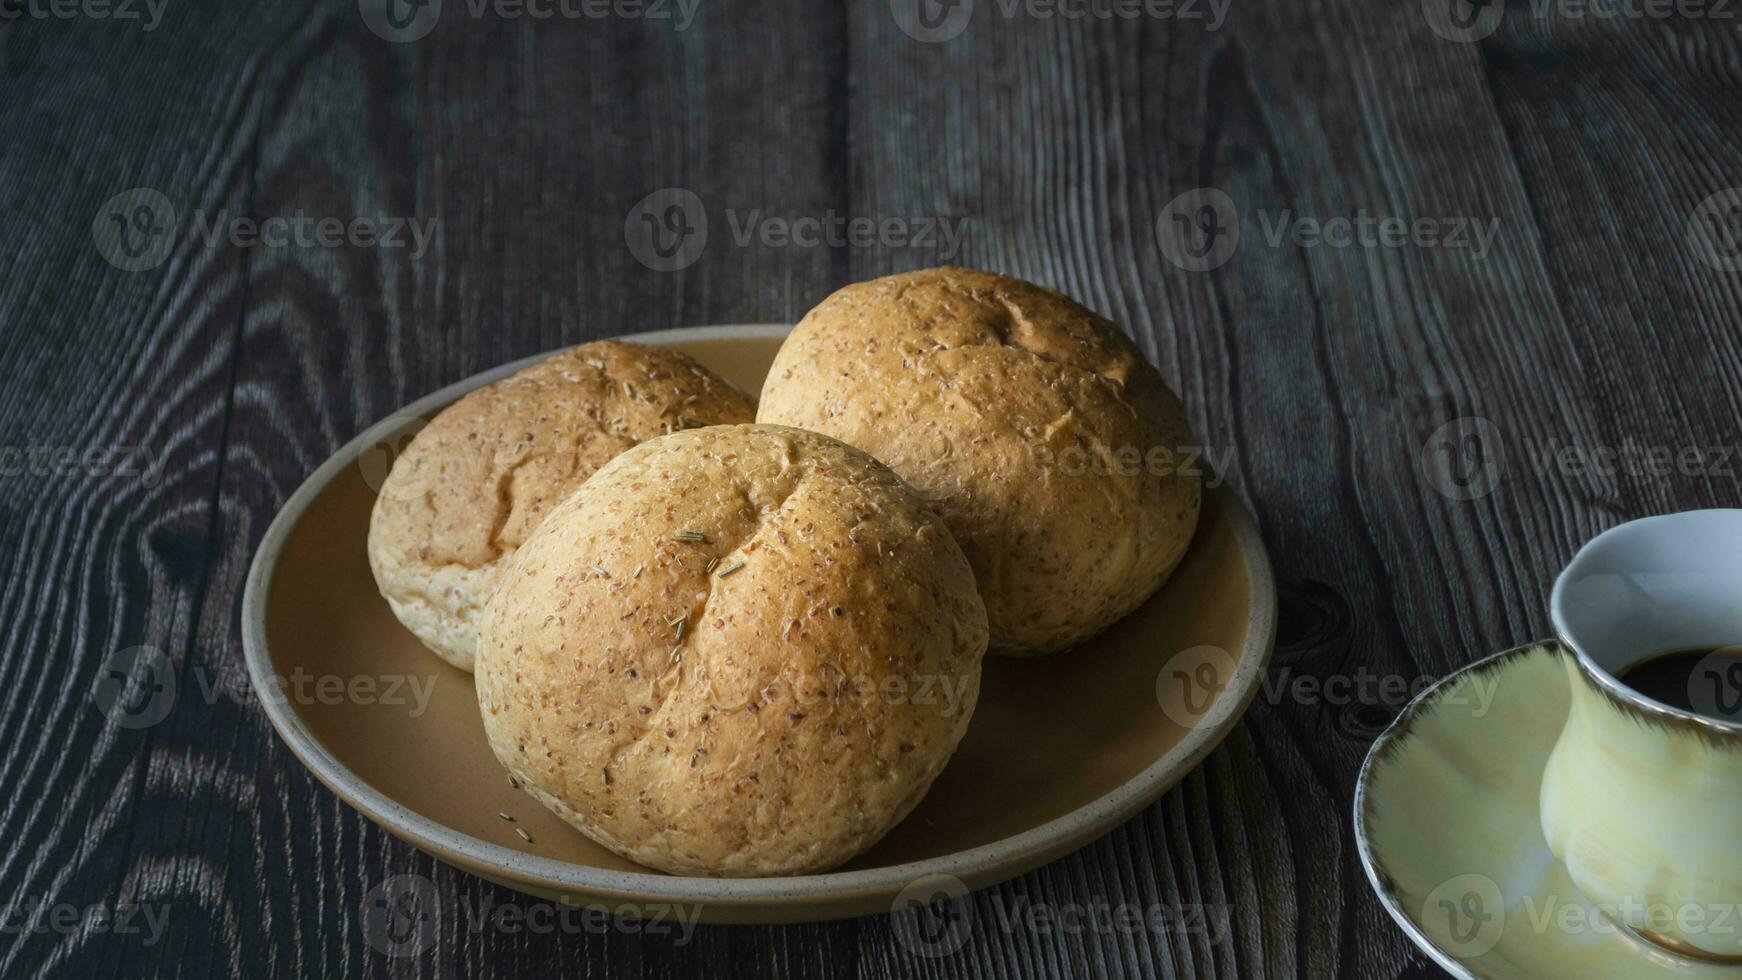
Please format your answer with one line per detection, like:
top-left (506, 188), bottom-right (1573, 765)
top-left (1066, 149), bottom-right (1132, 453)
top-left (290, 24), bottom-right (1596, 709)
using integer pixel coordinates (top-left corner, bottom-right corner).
top-left (1355, 642), bottom-right (1740, 978)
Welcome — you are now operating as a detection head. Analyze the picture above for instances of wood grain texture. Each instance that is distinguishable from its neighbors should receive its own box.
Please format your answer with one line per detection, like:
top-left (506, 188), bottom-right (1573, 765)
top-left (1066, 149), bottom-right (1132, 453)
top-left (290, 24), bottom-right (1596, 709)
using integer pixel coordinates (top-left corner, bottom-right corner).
top-left (4, 0), bottom-right (1742, 976)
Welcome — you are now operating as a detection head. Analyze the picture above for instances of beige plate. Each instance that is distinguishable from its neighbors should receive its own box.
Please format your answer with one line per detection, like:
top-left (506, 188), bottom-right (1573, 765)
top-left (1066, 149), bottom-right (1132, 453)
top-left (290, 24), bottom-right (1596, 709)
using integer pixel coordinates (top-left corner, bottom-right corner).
top-left (1356, 642), bottom-right (1740, 978)
top-left (241, 324), bottom-right (1277, 924)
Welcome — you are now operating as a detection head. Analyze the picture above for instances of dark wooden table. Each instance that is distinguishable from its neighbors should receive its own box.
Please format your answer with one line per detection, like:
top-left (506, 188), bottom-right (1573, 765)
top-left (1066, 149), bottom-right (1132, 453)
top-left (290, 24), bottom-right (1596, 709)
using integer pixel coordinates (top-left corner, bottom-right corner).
top-left (5, 0), bottom-right (1741, 975)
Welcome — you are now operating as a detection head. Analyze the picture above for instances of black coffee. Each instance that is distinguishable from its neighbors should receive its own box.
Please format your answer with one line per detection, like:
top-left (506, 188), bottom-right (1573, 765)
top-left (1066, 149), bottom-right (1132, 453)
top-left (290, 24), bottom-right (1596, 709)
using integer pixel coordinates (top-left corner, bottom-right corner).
top-left (1618, 648), bottom-right (1742, 721)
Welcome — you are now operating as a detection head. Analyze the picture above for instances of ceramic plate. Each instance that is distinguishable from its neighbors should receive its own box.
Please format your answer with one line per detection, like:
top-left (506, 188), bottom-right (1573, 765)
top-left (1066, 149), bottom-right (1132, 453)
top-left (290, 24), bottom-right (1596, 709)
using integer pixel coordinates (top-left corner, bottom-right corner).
top-left (1356, 642), bottom-right (1738, 978)
top-left (242, 324), bottom-right (1277, 924)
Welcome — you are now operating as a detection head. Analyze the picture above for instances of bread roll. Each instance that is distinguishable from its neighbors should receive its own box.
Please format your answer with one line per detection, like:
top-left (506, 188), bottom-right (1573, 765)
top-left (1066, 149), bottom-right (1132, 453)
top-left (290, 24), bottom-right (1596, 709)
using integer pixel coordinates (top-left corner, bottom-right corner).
top-left (367, 341), bottom-right (755, 671)
top-left (475, 424), bottom-right (988, 876)
top-left (758, 267), bottom-right (1201, 655)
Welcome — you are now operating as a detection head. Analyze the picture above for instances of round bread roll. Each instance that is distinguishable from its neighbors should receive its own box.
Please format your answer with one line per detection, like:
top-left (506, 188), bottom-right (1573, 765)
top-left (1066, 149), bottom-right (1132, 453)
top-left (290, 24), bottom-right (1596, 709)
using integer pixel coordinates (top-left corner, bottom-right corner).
top-left (475, 424), bottom-right (988, 877)
top-left (758, 267), bottom-right (1201, 656)
top-left (368, 340), bottom-right (755, 672)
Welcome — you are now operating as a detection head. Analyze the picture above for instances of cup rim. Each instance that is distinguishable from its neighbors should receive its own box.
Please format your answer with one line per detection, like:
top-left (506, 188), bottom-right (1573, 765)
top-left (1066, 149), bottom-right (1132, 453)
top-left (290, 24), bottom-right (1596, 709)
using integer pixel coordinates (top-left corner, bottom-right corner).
top-left (1550, 510), bottom-right (1742, 738)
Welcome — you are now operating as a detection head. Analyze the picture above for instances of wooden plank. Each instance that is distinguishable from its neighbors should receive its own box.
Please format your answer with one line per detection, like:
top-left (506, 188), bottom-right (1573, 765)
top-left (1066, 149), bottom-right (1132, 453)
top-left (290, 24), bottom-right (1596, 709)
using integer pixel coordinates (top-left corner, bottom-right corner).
top-left (0, 3), bottom-right (335, 978)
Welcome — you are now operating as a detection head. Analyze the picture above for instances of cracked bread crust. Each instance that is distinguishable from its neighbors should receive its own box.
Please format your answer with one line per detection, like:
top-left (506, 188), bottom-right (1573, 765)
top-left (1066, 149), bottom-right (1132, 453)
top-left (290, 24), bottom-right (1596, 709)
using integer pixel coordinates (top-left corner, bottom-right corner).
top-left (367, 341), bottom-right (756, 672)
top-left (474, 424), bottom-right (988, 877)
top-left (757, 267), bottom-right (1201, 655)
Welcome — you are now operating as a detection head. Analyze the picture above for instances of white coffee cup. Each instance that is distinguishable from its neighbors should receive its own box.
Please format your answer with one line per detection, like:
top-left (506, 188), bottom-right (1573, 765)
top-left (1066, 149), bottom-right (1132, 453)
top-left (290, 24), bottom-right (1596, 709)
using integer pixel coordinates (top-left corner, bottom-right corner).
top-left (1543, 510), bottom-right (1742, 961)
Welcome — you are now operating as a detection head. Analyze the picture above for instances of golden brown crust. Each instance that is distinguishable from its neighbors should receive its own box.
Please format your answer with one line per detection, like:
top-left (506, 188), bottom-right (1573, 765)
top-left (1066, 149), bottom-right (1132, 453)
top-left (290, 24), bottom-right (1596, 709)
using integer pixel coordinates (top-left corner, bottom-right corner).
top-left (367, 341), bottom-right (756, 671)
top-left (474, 424), bottom-right (988, 876)
top-left (757, 267), bottom-right (1201, 655)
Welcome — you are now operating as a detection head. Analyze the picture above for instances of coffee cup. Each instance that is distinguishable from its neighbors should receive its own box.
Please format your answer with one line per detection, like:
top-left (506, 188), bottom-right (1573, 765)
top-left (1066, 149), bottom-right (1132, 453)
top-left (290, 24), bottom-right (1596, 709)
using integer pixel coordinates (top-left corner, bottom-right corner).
top-left (1542, 510), bottom-right (1742, 962)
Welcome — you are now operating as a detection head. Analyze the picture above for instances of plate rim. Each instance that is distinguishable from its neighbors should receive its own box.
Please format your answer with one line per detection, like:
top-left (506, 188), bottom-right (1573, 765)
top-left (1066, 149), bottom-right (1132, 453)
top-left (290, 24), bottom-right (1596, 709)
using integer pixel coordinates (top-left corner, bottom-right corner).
top-left (1352, 640), bottom-right (1566, 980)
top-left (241, 322), bottom-right (1279, 911)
